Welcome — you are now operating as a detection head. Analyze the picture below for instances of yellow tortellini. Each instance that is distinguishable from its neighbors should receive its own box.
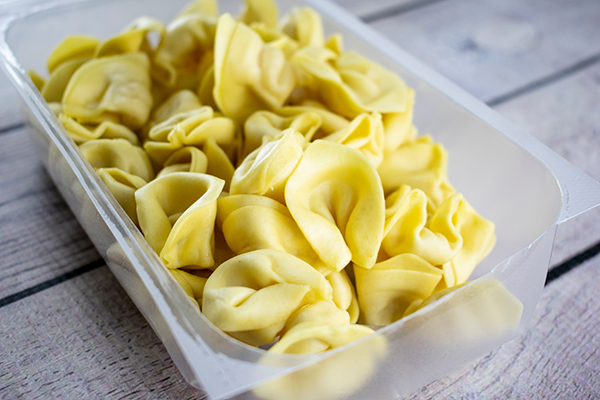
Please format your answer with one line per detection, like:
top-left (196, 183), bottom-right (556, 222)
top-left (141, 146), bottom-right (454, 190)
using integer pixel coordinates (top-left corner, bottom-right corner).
top-left (382, 186), bottom-right (462, 266)
top-left (434, 194), bottom-right (496, 288)
top-left (41, 58), bottom-right (90, 103)
top-left (60, 114), bottom-right (139, 145)
top-left (96, 16), bottom-right (166, 58)
top-left (35, 0), bottom-right (502, 371)
top-left (155, 146), bottom-right (208, 178)
top-left (239, 0), bottom-right (279, 29)
top-left (325, 270), bottom-right (360, 324)
top-left (231, 129), bottom-right (304, 203)
top-left (378, 135), bottom-right (455, 207)
top-left (292, 46), bottom-right (409, 119)
top-left (202, 249), bottom-right (333, 346)
top-left (242, 110), bottom-right (319, 158)
top-left (382, 87), bottom-right (416, 153)
top-left (355, 253), bottom-right (443, 325)
top-left (169, 268), bottom-right (211, 309)
top-left (322, 112), bottom-right (385, 168)
top-left (285, 140), bottom-right (386, 272)
top-left (62, 52), bottom-right (153, 130)
top-left (143, 106), bottom-right (236, 168)
top-left (135, 172), bottom-right (224, 269)
top-left (97, 167), bottom-right (147, 225)
top-left (271, 301), bottom-right (371, 354)
top-left (203, 138), bottom-right (235, 192)
top-left (280, 7), bottom-right (324, 48)
top-left (46, 35), bottom-right (99, 73)
top-left (213, 13), bottom-right (295, 122)
top-left (152, 13), bottom-right (217, 88)
top-left (78, 138), bottom-right (154, 181)
top-left (217, 194), bottom-right (330, 275)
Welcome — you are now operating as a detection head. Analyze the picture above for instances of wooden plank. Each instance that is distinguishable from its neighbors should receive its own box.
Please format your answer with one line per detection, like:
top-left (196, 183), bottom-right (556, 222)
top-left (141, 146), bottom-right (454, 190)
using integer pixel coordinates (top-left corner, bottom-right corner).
top-left (0, 127), bottom-right (99, 298)
top-left (0, 72), bottom-right (24, 130)
top-left (0, 266), bottom-right (203, 399)
top-left (494, 62), bottom-right (600, 266)
top-left (405, 253), bottom-right (600, 399)
top-left (370, 0), bottom-right (600, 102)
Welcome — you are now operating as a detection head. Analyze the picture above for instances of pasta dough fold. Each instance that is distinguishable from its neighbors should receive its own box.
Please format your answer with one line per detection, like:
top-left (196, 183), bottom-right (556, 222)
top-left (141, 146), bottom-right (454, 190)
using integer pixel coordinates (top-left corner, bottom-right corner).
top-left (217, 194), bottom-right (330, 274)
top-left (79, 138), bottom-right (154, 181)
top-left (377, 135), bottom-right (455, 207)
top-left (47, 35), bottom-right (99, 73)
top-left (60, 115), bottom-right (139, 145)
top-left (152, 13), bottom-right (217, 87)
top-left (432, 194), bottom-right (496, 289)
top-left (135, 172), bottom-right (224, 269)
top-left (242, 110), bottom-right (319, 158)
top-left (155, 146), bottom-right (208, 178)
top-left (62, 52), bottom-right (153, 130)
top-left (97, 167), bottom-right (147, 225)
top-left (202, 249), bottom-right (333, 346)
top-left (231, 129), bottom-right (304, 203)
top-left (355, 253), bottom-right (443, 325)
top-left (144, 106), bottom-right (236, 168)
top-left (382, 186), bottom-right (461, 266)
top-left (280, 7), bottom-right (324, 48)
top-left (169, 269), bottom-right (211, 309)
top-left (292, 47), bottom-right (409, 119)
top-left (322, 112), bottom-right (385, 168)
top-left (213, 14), bottom-right (295, 122)
top-left (285, 140), bottom-right (385, 272)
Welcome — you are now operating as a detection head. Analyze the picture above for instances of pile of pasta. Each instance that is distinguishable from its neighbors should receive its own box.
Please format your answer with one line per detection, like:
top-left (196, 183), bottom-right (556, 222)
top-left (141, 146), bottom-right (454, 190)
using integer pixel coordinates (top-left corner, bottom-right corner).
top-left (30, 0), bottom-right (496, 354)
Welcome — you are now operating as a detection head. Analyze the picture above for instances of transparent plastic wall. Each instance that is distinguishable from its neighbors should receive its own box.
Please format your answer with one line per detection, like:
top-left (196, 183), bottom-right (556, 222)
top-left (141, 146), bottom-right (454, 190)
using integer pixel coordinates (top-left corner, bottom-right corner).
top-left (1, 0), bottom-right (599, 399)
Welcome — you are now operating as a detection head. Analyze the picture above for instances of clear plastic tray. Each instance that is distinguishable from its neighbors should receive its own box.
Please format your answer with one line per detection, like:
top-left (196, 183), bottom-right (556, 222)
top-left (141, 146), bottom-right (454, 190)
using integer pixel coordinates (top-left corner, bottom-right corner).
top-left (1, 0), bottom-right (599, 399)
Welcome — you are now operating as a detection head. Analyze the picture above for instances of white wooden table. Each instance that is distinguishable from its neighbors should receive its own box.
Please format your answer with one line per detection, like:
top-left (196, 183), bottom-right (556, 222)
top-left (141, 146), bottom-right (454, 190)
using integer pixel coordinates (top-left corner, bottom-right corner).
top-left (1, 0), bottom-right (600, 398)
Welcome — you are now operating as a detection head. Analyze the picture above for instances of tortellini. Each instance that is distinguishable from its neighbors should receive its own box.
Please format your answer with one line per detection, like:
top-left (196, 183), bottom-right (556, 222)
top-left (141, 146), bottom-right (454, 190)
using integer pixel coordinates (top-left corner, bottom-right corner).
top-left (34, 0), bottom-right (501, 374)
top-left (213, 13), bottom-right (295, 122)
top-left (202, 249), bottom-right (333, 346)
top-left (285, 140), bottom-right (386, 272)
top-left (143, 105), bottom-right (236, 168)
top-left (242, 110), bottom-right (319, 158)
top-left (155, 146), bottom-right (208, 178)
top-left (62, 52), bottom-right (153, 130)
top-left (217, 194), bottom-right (330, 274)
top-left (280, 7), bottom-right (324, 48)
top-left (152, 13), bottom-right (216, 88)
top-left (96, 16), bottom-right (165, 58)
top-left (231, 129), bottom-right (304, 203)
top-left (46, 35), bottom-right (99, 73)
top-left (355, 254), bottom-right (443, 325)
top-left (79, 138), bottom-right (154, 181)
top-left (169, 268), bottom-right (210, 309)
top-left (97, 167), bottom-right (147, 225)
top-left (60, 114), bottom-right (139, 145)
top-left (322, 112), bottom-right (385, 168)
top-left (135, 172), bottom-right (224, 269)
top-left (378, 135), bottom-right (455, 207)
top-left (291, 46), bottom-right (410, 119)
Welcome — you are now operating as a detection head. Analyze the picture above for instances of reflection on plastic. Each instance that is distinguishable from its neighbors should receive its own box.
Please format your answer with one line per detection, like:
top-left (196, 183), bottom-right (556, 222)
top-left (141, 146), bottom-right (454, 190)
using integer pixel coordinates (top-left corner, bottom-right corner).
top-left (251, 332), bottom-right (387, 400)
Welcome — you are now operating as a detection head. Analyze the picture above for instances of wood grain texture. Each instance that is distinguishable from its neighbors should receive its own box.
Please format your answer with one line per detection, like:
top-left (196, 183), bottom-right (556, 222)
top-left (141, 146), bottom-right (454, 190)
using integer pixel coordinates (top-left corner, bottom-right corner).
top-left (370, 0), bottom-right (600, 102)
top-left (495, 62), bottom-right (600, 266)
top-left (0, 127), bottom-right (99, 297)
top-left (404, 253), bottom-right (600, 399)
top-left (0, 72), bottom-right (24, 130)
top-left (0, 266), bottom-right (204, 400)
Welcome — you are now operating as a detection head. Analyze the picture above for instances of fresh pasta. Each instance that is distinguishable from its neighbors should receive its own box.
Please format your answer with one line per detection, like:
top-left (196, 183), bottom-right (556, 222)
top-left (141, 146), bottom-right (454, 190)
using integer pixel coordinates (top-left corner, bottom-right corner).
top-left (32, 0), bottom-right (500, 379)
